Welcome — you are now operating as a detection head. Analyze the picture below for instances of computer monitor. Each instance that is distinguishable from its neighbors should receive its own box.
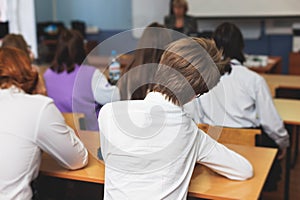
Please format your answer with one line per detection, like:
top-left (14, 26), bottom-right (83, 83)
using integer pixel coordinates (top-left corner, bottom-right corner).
top-left (0, 22), bottom-right (9, 39)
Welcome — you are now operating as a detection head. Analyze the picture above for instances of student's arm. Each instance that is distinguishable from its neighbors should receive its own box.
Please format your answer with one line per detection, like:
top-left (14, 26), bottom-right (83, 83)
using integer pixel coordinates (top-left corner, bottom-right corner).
top-left (36, 102), bottom-right (88, 170)
top-left (196, 129), bottom-right (253, 180)
top-left (255, 77), bottom-right (289, 150)
top-left (91, 69), bottom-right (120, 105)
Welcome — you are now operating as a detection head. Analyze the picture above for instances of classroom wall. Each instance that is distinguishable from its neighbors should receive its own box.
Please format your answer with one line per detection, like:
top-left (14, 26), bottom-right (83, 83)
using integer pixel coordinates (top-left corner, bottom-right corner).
top-left (56, 0), bottom-right (132, 29)
top-left (35, 0), bottom-right (292, 74)
top-left (35, 0), bottom-right (53, 22)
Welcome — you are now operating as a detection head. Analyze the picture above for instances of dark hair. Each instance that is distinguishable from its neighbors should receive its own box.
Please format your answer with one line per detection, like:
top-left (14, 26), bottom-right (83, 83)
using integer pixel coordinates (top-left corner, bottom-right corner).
top-left (152, 38), bottom-right (229, 106)
top-left (119, 22), bottom-right (173, 100)
top-left (2, 34), bottom-right (31, 60)
top-left (213, 22), bottom-right (246, 64)
top-left (51, 30), bottom-right (86, 73)
top-left (0, 47), bottom-right (39, 94)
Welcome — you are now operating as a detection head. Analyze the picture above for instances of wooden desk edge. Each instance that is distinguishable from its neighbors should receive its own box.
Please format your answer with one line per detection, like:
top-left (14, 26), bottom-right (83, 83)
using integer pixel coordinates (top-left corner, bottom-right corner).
top-left (40, 154), bottom-right (105, 184)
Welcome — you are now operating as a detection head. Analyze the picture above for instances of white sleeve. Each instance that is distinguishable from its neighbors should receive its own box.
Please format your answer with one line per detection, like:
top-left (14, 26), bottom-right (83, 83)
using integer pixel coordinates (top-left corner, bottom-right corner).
top-left (255, 77), bottom-right (289, 149)
top-left (91, 69), bottom-right (120, 105)
top-left (196, 130), bottom-right (253, 180)
top-left (36, 102), bottom-right (88, 170)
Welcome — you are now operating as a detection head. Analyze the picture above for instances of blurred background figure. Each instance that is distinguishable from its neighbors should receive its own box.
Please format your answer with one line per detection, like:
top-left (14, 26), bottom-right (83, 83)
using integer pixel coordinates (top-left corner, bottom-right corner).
top-left (164, 0), bottom-right (197, 36)
top-left (43, 30), bottom-right (119, 131)
top-left (197, 22), bottom-right (289, 191)
top-left (0, 47), bottom-right (88, 200)
top-left (118, 22), bottom-right (172, 100)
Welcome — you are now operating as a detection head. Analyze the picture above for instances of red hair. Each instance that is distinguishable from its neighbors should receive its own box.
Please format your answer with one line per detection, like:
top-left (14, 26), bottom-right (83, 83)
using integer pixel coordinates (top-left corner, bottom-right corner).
top-left (0, 47), bottom-right (38, 94)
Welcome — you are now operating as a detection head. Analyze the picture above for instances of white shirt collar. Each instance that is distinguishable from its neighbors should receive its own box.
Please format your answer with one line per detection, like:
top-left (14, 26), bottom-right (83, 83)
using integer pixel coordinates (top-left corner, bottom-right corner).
top-left (0, 85), bottom-right (24, 94)
top-left (230, 59), bottom-right (242, 66)
top-left (144, 92), bottom-right (182, 109)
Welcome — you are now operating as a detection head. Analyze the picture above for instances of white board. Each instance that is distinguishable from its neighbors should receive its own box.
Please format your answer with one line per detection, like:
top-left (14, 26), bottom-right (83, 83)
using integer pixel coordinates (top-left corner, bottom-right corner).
top-left (187, 0), bottom-right (300, 17)
top-left (131, 0), bottom-right (169, 38)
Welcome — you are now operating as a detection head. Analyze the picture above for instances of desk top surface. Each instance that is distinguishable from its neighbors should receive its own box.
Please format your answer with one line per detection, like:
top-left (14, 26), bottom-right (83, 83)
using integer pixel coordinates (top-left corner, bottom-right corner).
top-left (40, 131), bottom-right (276, 200)
top-left (274, 98), bottom-right (300, 125)
top-left (262, 74), bottom-right (300, 89)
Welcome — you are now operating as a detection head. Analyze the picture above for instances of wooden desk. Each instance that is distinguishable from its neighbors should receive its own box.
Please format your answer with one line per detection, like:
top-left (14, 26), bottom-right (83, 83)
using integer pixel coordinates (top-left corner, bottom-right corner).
top-left (262, 74), bottom-right (300, 98)
top-left (248, 56), bottom-right (282, 74)
top-left (40, 131), bottom-right (276, 200)
top-left (189, 145), bottom-right (276, 200)
top-left (40, 131), bottom-right (104, 184)
top-left (274, 99), bottom-right (300, 125)
top-left (273, 98), bottom-right (300, 200)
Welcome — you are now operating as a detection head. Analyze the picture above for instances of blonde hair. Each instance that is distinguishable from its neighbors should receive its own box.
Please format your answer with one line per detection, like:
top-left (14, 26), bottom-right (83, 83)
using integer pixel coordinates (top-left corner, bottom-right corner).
top-left (153, 38), bottom-right (229, 106)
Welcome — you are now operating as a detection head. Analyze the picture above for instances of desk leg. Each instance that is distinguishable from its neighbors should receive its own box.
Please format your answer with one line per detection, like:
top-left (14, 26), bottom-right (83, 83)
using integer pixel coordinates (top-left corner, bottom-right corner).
top-left (291, 126), bottom-right (299, 168)
top-left (285, 142), bottom-right (291, 200)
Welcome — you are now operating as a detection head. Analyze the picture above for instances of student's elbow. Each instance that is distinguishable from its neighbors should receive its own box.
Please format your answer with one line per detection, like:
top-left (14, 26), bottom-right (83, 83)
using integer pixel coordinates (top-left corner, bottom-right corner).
top-left (66, 148), bottom-right (89, 170)
top-left (231, 161), bottom-right (254, 181)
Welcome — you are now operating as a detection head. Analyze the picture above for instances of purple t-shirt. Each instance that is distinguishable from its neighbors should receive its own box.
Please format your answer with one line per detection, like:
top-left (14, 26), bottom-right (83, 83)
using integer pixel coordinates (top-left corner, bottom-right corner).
top-left (44, 65), bottom-right (99, 131)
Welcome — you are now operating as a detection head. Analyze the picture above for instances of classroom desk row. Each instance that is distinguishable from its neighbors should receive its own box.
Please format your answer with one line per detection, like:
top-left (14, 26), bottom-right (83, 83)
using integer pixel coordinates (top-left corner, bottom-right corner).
top-left (39, 99), bottom-right (300, 200)
top-left (274, 98), bottom-right (300, 200)
top-left (40, 131), bottom-right (277, 200)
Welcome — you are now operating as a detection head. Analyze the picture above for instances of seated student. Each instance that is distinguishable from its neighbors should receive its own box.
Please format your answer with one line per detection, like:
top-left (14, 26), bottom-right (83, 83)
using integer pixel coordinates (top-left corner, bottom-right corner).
top-left (98, 38), bottom-right (253, 200)
top-left (44, 30), bottom-right (120, 131)
top-left (118, 22), bottom-right (173, 100)
top-left (2, 34), bottom-right (47, 95)
top-left (0, 47), bottom-right (88, 200)
top-left (165, 0), bottom-right (197, 37)
top-left (193, 22), bottom-right (289, 190)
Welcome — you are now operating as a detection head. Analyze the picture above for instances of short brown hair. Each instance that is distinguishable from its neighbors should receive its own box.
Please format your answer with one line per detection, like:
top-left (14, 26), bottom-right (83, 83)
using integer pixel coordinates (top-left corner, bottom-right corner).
top-left (2, 34), bottom-right (31, 60)
top-left (153, 37), bottom-right (229, 106)
top-left (0, 47), bottom-right (39, 94)
top-left (173, 0), bottom-right (188, 13)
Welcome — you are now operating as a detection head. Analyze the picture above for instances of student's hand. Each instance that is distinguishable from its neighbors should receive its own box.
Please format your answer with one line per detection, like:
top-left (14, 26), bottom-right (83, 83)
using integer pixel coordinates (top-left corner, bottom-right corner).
top-left (277, 148), bottom-right (287, 160)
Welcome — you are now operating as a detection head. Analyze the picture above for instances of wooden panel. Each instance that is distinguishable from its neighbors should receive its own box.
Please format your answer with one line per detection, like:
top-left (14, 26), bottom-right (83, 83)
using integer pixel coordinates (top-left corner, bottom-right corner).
top-left (289, 52), bottom-right (300, 75)
top-left (198, 124), bottom-right (261, 146)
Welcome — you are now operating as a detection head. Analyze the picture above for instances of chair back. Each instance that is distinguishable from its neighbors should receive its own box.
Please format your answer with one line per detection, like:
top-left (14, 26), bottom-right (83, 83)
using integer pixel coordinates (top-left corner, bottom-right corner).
top-left (198, 124), bottom-right (261, 146)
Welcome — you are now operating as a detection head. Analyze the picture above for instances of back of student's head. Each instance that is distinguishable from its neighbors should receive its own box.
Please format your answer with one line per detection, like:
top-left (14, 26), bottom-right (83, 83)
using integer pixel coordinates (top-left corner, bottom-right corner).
top-left (0, 47), bottom-right (38, 94)
top-left (51, 30), bottom-right (86, 73)
top-left (2, 34), bottom-right (31, 60)
top-left (134, 22), bottom-right (173, 65)
top-left (152, 37), bottom-right (229, 106)
top-left (213, 22), bottom-right (246, 64)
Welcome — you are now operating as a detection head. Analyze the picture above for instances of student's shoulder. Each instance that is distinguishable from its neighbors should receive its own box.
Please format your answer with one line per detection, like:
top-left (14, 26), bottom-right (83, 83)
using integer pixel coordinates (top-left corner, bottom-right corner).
top-left (17, 94), bottom-right (54, 109)
top-left (22, 93), bottom-right (54, 106)
top-left (233, 65), bottom-right (263, 81)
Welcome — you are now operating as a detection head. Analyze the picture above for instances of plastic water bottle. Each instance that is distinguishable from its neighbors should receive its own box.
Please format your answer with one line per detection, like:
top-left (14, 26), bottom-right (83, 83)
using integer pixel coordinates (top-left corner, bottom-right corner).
top-left (108, 50), bottom-right (121, 85)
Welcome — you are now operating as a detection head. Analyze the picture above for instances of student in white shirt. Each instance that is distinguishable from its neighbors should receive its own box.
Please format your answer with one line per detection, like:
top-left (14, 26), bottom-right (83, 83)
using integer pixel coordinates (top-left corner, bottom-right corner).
top-left (99, 37), bottom-right (253, 200)
top-left (0, 47), bottom-right (88, 200)
top-left (192, 22), bottom-right (289, 191)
